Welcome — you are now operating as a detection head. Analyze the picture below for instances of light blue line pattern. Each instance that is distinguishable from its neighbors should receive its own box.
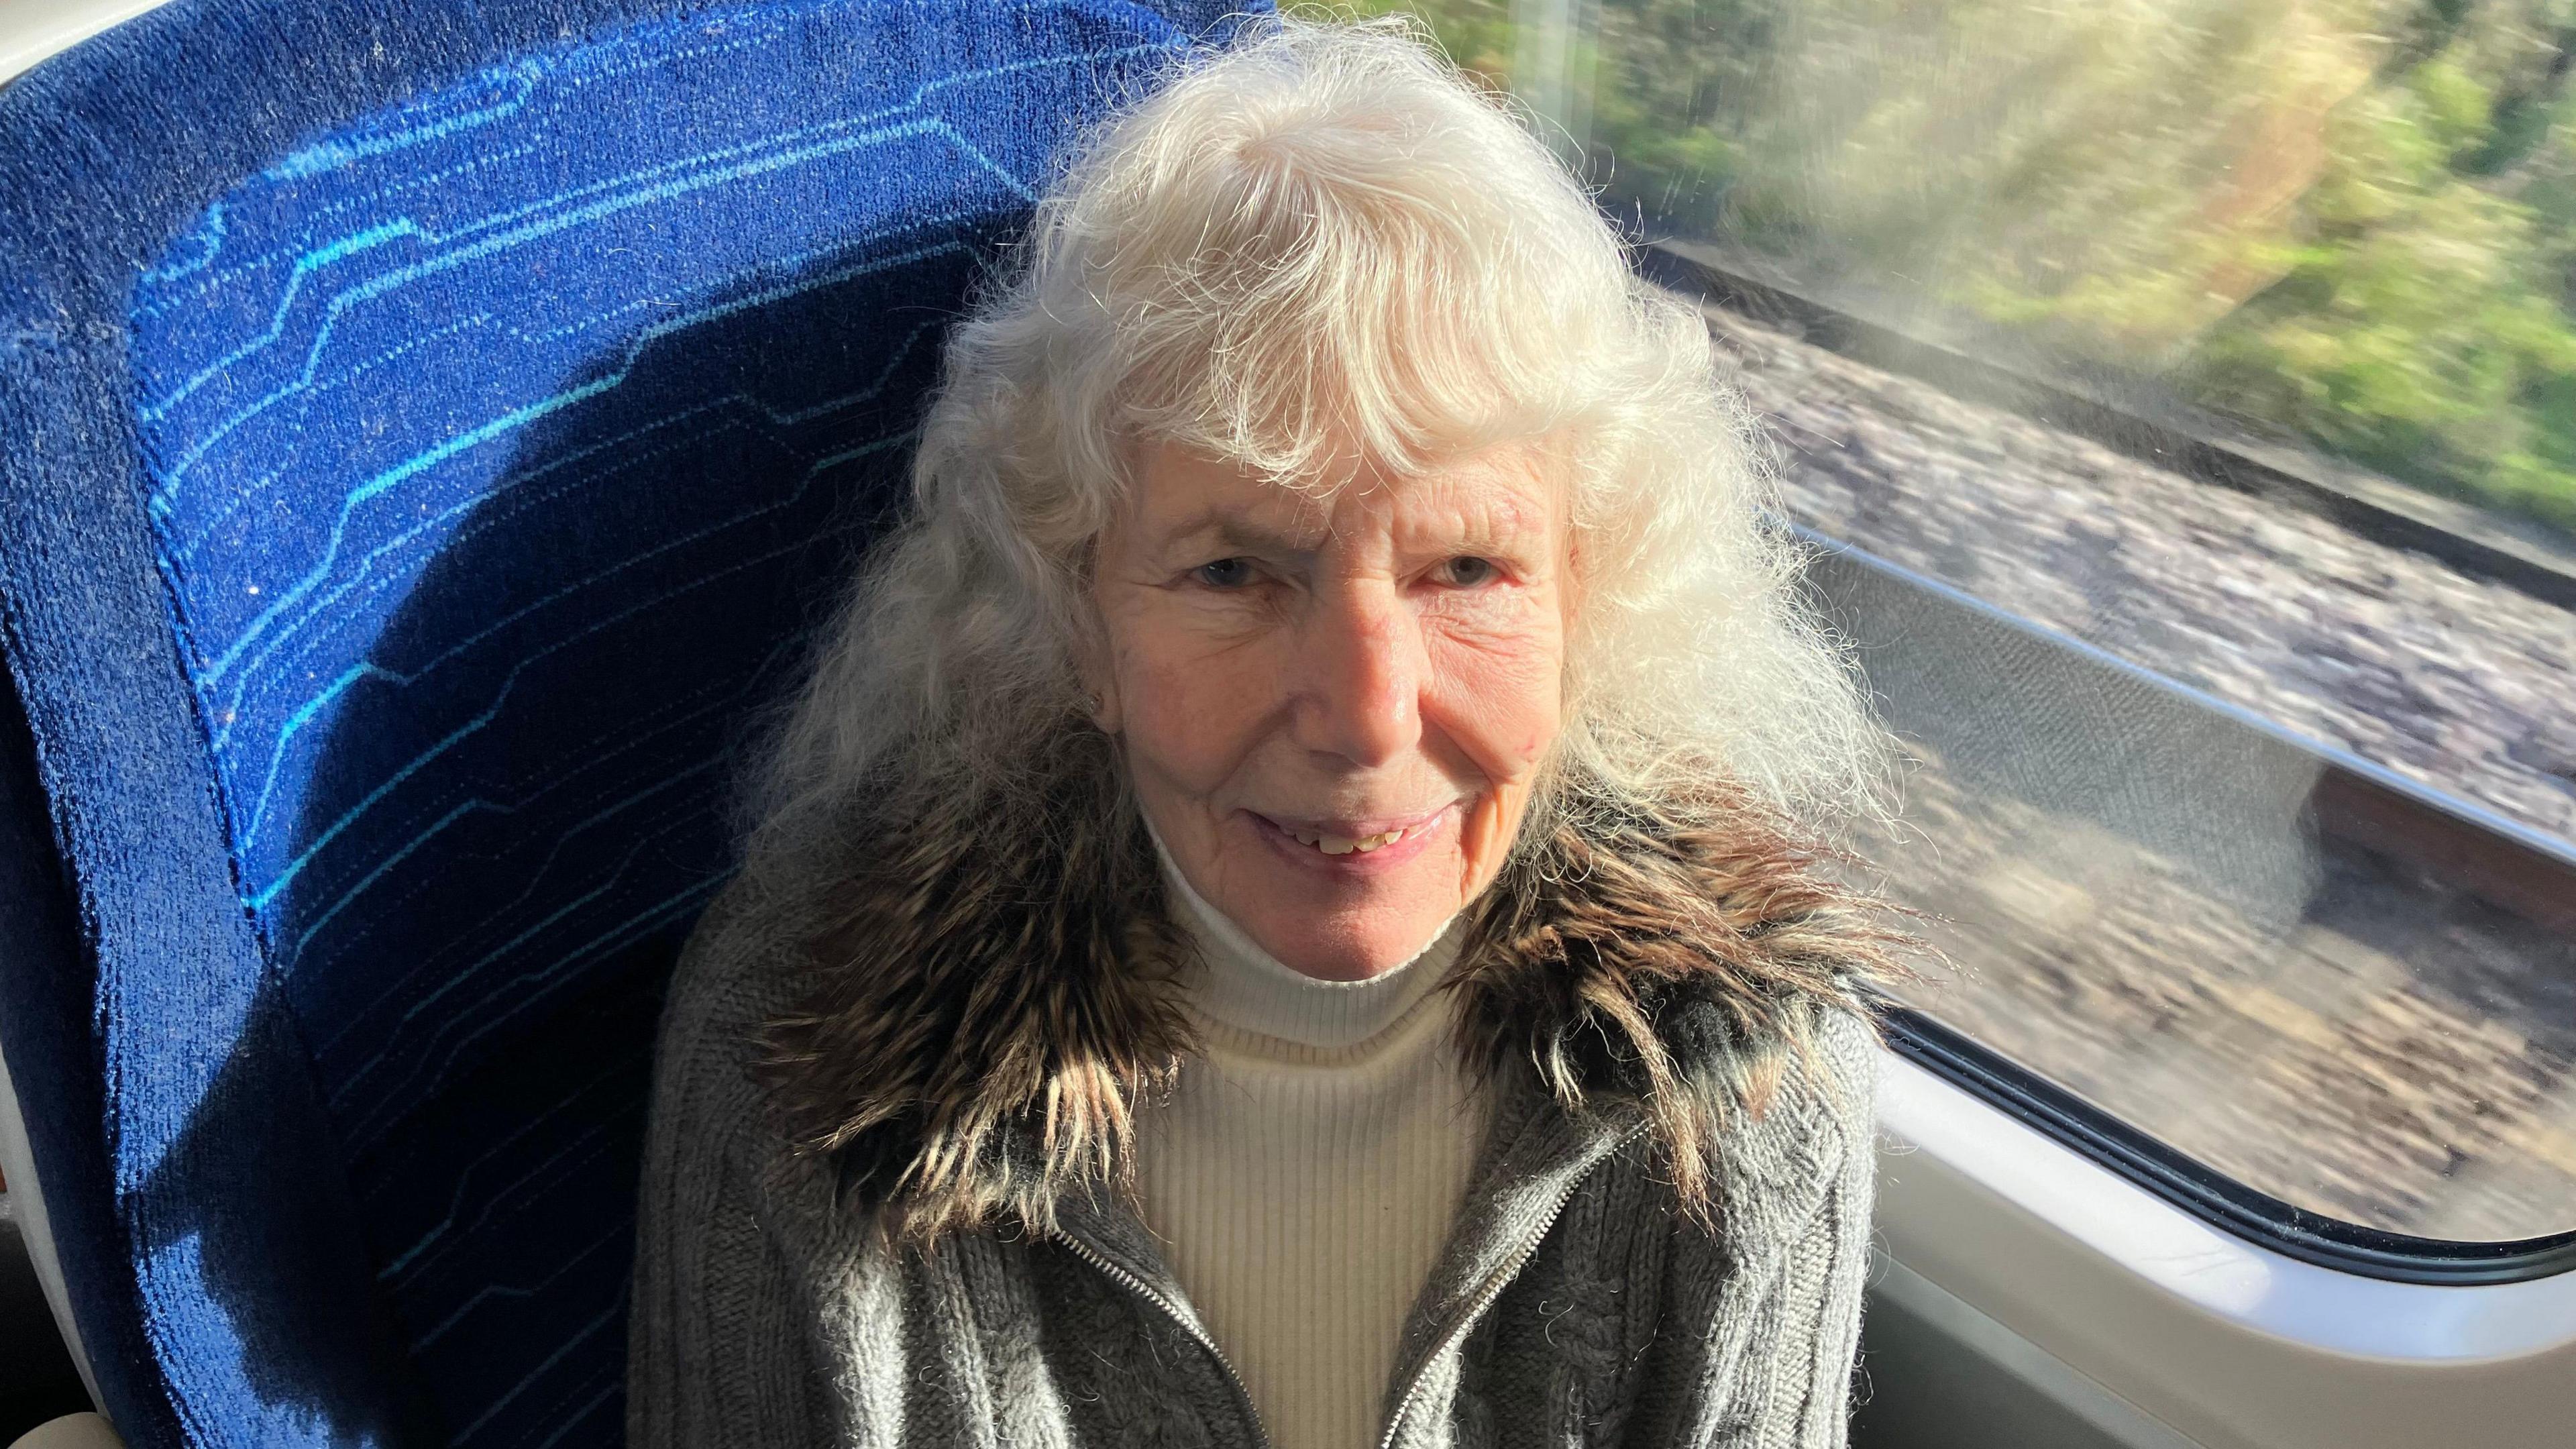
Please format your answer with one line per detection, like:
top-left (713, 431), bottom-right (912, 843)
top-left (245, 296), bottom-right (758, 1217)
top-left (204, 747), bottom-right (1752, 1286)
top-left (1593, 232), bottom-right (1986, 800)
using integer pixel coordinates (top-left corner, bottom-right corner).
top-left (373, 1074), bottom-right (624, 1281)
top-left (133, 143), bottom-right (544, 319)
top-left (136, 41), bottom-right (1165, 429)
top-left (142, 219), bottom-right (432, 423)
top-left (225, 425), bottom-right (900, 906)
top-left (164, 32), bottom-right (1159, 309)
top-left (157, 309), bottom-right (485, 497)
top-left (307, 623), bottom-right (818, 1052)
top-left (264, 61), bottom-right (545, 180)
top-left (291, 756), bottom-right (710, 981)
top-left (411, 1218), bottom-right (623, 1348)
top-left (217, 317), bottom-right (934, 836)
top-left (168, 227), bottom-right (941, 564)
top-left (148, 110), bottom-right (953, 430)
top-left (127, 12), bottom-right (879, 315)
top-left (450, 1303), bottom-right (621, 1446)
top-left (152, 121), bottom-right (835, 480)
top-left (527, 1379), bottom-right (622, 1449)
top-left (341, 876), bottom-right (722, 1152)
top-left (140, 202), bottom-right (226, 284)
top-left (239, 510), bottom-right (864, 911)
top-left (152, 313), bottom-right (497, 523)
top-left (201, 394), bottom-right (758, 745)
top-left (193, 234), bottom-right (953, 691)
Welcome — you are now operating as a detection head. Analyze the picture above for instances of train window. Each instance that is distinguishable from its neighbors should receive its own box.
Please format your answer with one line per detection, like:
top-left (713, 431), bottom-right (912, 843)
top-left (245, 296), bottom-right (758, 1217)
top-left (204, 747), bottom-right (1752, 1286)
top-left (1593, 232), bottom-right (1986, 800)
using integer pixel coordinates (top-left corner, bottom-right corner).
top-left (1369, 0), bottom-right (2576, 1252)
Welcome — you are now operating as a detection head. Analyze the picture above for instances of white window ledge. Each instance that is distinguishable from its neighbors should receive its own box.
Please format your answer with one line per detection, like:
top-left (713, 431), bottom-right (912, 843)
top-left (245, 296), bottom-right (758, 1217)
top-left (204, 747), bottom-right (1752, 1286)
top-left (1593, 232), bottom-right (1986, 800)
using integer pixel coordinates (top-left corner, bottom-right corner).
top-left (1874, 1048), bottom-right (2576, 1449)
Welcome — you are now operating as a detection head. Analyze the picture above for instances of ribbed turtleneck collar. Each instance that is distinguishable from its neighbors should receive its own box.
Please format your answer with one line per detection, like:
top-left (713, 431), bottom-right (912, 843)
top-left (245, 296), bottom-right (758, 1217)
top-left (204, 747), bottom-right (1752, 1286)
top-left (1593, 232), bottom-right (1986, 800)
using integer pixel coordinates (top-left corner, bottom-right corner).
top-left (1150, 828), bottom-right (1462, 1051)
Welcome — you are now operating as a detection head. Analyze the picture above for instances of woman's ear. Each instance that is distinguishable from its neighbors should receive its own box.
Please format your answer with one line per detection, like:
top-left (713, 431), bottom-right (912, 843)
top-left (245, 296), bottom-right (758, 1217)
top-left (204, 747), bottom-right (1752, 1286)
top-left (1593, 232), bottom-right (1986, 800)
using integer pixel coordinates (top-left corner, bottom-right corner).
top-left (1075, 585), bottom-right (1125, 735)
top-left (1082, 660), bottom-right (1124, 734)
top-left (1077, 464), bottom-right (1144, 736)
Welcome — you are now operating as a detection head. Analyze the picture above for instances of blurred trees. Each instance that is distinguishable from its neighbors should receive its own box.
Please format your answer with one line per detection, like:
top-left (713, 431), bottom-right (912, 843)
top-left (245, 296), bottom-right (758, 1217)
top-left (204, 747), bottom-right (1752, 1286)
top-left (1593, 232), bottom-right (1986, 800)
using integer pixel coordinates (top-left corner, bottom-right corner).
top-left (1365, 0), bottom-right (2576, 533)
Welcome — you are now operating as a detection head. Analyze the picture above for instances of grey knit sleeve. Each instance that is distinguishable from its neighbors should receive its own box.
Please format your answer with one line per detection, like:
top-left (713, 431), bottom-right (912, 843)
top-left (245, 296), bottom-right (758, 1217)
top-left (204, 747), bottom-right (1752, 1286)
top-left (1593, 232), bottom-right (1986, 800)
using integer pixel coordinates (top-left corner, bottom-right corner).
top-left (1668, 1005), bottom-right (1881, 1449)
top-left (627, 881), bottom-right (837, 1446)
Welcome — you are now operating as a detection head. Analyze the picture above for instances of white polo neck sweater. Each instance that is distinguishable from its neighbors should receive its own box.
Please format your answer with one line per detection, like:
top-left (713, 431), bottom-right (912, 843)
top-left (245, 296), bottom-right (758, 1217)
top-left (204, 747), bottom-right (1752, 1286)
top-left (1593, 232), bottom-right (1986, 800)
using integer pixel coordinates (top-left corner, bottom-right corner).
top-left (1133, 849), bottom-right (1493, 1449)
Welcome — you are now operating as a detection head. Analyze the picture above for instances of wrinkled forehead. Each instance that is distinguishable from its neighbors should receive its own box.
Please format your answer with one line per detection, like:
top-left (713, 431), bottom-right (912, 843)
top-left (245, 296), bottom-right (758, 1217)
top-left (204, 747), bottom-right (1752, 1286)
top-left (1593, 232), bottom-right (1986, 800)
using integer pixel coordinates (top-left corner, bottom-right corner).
top-left (1121, 433), bottom-right (1573, 543)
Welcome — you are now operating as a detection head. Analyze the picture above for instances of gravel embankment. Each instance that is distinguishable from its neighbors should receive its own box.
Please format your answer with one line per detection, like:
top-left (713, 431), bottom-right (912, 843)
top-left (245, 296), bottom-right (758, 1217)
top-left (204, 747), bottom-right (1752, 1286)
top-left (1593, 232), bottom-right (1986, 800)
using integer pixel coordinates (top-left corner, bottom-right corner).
top-left (1880, 739), bottom-right (2575, 1241)
top-left (1703, 304), bottom-right (2576, 845)
top-left (1701, 303), bottom-right (2576, 1240)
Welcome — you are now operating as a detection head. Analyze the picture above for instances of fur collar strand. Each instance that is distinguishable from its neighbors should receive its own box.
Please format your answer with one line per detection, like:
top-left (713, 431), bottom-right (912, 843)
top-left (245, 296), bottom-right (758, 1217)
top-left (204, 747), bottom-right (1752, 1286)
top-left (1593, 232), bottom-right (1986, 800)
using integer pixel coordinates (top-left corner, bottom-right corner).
top-left (753, 757), bottom-right (1899, 1244)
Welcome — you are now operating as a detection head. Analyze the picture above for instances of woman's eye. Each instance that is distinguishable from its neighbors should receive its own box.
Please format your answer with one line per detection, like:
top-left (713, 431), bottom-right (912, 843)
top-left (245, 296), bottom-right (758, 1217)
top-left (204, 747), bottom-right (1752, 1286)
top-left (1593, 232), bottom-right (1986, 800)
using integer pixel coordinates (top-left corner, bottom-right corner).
top-left (1439, 555), bottom-right (1499, 587)
top-left (1193, 557), bottom-right (1256, 588)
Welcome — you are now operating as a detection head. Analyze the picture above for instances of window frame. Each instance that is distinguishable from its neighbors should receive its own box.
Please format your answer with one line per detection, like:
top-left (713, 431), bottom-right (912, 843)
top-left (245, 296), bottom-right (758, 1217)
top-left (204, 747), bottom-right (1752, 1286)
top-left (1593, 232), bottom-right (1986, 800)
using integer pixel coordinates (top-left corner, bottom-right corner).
top-left (1656, 240), bottom-right (2576, 1272)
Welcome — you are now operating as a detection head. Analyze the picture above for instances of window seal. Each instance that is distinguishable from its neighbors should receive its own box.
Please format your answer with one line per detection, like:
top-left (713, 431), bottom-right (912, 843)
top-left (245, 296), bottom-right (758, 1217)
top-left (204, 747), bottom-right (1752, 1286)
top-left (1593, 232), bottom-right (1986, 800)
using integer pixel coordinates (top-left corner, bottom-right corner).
top-left (1880, 1004), bottom-right (2576, 1285)
top-left (1622, 206), bottom-right (2576, 1287)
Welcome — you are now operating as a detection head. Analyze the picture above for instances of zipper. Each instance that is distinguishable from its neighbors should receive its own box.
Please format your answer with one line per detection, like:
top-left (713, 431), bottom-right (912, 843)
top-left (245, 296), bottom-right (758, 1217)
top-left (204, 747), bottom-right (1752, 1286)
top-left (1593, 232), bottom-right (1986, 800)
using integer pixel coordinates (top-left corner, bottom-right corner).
top-left (1374, 1119), bottom-right (1652, 1449)
top-left (1058, 1116), bottom-right (1648, 1449)
top-left (1058, 1230), bottom-right (1274, 1449)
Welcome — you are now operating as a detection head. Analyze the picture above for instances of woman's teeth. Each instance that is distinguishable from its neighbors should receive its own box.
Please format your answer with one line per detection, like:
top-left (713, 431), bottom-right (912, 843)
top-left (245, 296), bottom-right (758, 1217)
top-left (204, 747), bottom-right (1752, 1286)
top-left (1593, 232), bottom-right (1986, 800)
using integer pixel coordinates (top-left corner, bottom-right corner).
top-left (1287, 824), bottom-right (1419, 855)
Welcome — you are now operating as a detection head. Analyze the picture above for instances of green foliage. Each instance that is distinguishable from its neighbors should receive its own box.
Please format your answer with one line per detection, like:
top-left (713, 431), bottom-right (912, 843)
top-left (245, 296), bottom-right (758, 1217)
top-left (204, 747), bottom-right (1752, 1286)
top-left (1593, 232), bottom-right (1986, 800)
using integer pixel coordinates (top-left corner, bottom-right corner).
top-left (1377, 0), bottom-right (2576, 537)
top-left (2192, 59), bottom-right (2576, 529)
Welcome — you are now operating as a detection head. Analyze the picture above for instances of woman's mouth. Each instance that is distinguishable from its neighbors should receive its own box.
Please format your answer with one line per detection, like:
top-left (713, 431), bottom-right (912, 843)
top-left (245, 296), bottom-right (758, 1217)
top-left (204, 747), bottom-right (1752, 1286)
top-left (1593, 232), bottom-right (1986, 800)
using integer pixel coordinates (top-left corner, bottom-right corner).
top-left (1282, 820), bottom-right (1433, 855)
top-left (1248, 806), bottom-right (1455, 871)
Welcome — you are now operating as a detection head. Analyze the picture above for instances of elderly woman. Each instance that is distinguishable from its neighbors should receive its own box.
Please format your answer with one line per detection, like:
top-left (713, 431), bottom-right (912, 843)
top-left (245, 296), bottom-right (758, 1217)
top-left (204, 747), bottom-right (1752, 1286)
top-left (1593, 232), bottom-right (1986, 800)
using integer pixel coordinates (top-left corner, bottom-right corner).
top-left (631, 13), bottom-right (1902, 1448)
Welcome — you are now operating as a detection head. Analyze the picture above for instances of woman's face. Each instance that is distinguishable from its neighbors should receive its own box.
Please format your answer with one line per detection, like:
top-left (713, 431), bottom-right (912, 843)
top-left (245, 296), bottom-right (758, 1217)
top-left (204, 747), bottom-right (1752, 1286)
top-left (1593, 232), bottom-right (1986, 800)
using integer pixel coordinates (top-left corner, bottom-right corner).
top-left (1089, 437), bottom-right (1572, 981)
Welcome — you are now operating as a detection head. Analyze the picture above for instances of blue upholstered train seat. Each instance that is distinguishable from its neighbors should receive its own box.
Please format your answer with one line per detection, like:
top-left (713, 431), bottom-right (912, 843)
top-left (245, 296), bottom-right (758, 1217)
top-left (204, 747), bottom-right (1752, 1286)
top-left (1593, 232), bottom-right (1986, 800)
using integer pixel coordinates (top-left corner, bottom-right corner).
top-left (0, 1), bottom-right (1248, 1443)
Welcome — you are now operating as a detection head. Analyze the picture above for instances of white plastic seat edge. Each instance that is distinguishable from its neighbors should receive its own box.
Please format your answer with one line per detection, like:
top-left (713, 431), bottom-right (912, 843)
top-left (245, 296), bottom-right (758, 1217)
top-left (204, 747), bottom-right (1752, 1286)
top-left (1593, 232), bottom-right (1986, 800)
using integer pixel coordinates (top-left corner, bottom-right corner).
top-left (0, 1030), bottom-right (105, 1424)
top-left (6, 1415), bottom-right (123, 1449)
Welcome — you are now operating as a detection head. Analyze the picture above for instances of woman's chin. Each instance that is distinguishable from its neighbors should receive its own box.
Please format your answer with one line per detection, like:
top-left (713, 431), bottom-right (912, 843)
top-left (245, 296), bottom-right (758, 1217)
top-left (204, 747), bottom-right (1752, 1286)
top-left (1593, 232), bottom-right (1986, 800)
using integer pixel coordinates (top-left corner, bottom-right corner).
top-left (1261, 932), bottom-right (1436, 982)
top-left (1231, 886), bottom-right (1462, 982)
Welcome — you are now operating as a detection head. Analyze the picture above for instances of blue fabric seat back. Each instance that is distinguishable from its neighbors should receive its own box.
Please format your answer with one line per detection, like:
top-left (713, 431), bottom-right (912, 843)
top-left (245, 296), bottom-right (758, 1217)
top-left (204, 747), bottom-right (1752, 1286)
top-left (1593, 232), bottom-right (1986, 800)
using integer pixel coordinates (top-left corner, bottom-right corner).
top-left (0, 1), bottom-right (1248, 1443)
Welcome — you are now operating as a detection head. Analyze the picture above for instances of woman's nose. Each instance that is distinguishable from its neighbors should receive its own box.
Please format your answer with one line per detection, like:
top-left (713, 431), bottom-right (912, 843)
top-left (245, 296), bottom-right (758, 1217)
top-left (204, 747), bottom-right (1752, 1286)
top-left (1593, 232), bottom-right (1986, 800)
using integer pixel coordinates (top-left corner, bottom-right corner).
top-left (1292, 582), bottom-right (1423, 767)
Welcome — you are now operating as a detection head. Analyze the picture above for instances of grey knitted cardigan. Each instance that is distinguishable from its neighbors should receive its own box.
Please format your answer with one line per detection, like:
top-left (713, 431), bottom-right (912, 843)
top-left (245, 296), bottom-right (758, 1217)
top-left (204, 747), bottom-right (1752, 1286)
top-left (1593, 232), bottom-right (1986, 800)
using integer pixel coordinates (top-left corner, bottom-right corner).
top-left (629, 782), bottom-right (1891, 1448)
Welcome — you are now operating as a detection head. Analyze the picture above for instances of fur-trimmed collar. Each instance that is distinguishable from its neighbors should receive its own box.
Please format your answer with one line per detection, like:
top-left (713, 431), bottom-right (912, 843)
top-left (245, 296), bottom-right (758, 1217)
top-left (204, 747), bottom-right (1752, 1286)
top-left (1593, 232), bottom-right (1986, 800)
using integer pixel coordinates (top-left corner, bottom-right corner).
top-left (752, 745), bottom-right (1900, 1243)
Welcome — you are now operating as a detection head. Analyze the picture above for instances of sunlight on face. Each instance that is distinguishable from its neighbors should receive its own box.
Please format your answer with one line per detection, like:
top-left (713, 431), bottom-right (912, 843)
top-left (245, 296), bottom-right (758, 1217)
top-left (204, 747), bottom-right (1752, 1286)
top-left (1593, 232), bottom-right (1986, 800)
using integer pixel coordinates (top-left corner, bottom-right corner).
top-left (1087, 438), bottom-right (1573, 981)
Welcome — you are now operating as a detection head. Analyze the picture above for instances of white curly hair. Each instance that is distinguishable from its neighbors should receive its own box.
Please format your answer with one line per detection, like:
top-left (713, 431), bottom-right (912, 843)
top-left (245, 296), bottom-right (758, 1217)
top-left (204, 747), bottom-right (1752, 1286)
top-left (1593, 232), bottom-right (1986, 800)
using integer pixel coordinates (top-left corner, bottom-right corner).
top-left (743, 8), bottom-right (1890, 882)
